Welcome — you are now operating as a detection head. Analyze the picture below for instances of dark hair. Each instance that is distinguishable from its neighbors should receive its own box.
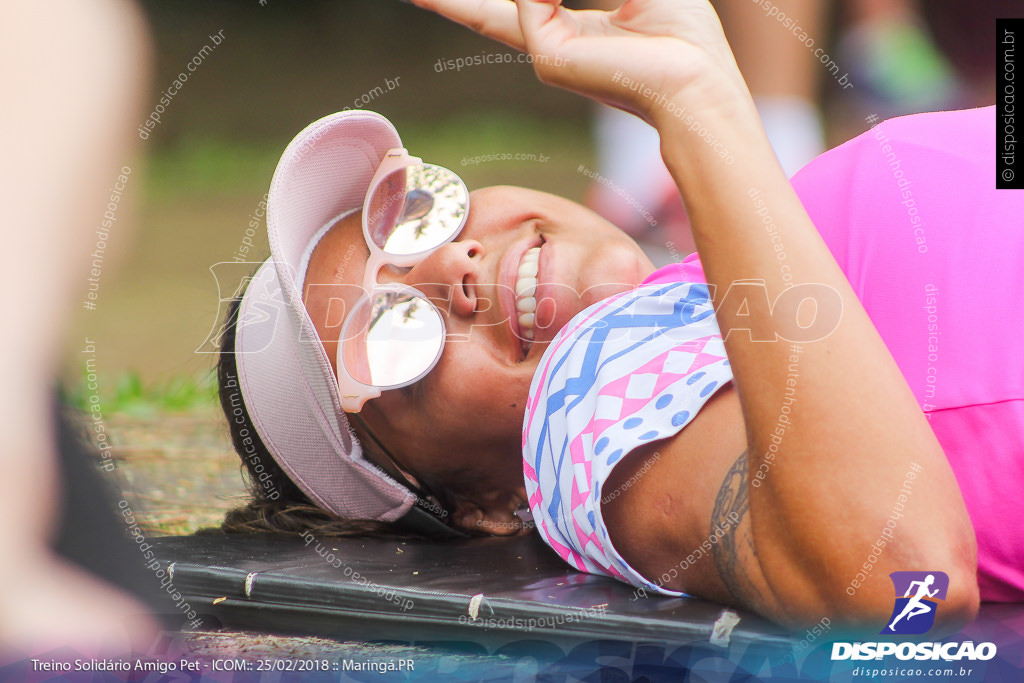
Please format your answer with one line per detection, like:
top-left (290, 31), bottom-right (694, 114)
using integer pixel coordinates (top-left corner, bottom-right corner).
top-left (216, 294), bottom-right (459, 538)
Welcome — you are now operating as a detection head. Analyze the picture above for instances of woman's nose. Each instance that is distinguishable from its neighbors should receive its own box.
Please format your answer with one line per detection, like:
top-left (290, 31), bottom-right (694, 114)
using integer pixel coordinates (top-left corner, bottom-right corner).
top-left (392, 239), bottom-right (485, 319)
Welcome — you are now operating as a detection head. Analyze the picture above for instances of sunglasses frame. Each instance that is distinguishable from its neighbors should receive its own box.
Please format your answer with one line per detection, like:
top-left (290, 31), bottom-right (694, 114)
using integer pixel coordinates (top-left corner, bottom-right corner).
top-left (335, 148), bottom-right (469, 412)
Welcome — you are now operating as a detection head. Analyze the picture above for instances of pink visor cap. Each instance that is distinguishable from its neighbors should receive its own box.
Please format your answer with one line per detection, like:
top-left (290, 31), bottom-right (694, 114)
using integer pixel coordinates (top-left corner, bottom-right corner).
top-left (234, 110), bottom-right (430, 526)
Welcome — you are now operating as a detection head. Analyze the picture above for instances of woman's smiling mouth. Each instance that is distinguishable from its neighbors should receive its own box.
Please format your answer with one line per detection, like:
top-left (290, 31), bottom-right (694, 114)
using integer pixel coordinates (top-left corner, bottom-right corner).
top-left (514, 245), bottom-right (541, 347)
top-left (498, 233), bottom-right (545, 358)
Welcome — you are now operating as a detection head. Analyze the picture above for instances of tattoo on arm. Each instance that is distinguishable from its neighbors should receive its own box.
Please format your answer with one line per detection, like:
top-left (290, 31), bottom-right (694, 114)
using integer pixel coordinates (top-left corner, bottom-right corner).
top-left (711, 450), bottom-right (763, 611)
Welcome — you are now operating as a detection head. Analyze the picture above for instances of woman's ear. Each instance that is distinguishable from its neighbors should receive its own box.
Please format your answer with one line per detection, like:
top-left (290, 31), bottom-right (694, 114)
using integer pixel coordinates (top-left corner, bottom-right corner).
top-left (452, 498), bottom-right (527, 536)
top-left (452, 499), bottom-right (484, 532)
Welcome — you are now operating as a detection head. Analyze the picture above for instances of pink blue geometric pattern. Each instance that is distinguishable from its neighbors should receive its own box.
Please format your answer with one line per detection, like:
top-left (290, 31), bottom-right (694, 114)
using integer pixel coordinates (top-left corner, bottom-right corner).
top-left (522, 274), bottom-right (733, 594)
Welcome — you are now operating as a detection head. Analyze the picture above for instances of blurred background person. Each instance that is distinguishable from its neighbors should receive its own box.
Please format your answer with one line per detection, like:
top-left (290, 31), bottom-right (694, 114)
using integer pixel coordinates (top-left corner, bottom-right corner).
top-left (915, 0), bottom-right (1016, 106)
top-left (582, 0), bottom-right (830, 259)
top-left (579, 0), bottom-right (1007, 260)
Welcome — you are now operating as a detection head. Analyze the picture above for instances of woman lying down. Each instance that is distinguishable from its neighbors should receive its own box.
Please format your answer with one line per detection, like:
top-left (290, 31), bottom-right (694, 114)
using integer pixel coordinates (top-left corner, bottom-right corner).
top-left (216, 0), bottom-right (1023, 630)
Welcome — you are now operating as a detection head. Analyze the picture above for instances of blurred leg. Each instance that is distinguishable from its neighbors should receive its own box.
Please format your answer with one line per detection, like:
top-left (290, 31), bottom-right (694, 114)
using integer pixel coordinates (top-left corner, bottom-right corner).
top-left (717, 0), bottom-right (826, 175)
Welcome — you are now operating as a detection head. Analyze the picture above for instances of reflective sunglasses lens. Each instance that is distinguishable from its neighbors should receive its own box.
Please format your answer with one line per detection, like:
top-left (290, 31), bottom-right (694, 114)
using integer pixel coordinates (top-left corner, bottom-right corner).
top-left (340, 290), bottom-right (445, 388)
top-left (366, 164), bottom-right (468, 256)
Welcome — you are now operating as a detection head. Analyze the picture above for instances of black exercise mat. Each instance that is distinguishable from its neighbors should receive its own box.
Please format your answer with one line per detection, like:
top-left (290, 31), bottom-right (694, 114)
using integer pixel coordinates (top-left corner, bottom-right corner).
top-left (152, 533), bottom-right (792, 651)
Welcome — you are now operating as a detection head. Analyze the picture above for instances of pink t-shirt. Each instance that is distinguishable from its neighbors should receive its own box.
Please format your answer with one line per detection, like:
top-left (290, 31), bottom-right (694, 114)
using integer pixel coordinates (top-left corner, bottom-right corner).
top-left (791, 106), bottom-right (1024, 602)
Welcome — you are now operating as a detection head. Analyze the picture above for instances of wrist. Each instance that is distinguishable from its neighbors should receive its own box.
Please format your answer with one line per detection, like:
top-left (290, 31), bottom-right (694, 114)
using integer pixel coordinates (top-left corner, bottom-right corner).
top-left (655, 89), bottom-right (768, 185)
top-left (652, 79), bottom-right (765, 174)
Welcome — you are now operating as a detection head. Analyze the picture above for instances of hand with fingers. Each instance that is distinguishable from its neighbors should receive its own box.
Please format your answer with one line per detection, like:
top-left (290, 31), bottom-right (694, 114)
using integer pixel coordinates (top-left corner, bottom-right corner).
top-left (408, 0), bottom-right (753, 128)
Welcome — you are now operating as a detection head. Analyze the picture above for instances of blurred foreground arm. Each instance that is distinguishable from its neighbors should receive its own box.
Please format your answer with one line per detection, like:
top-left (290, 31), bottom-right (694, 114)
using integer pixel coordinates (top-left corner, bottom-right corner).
top-left (0, 0), bottom-right (156, 657)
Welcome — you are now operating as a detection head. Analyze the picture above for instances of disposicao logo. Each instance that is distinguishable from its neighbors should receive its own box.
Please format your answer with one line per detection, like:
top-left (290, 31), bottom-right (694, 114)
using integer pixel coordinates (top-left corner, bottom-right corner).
top-left (831, 570), bottom-right (997, 663)
top-left (881, 571), bottom-right (948, 635)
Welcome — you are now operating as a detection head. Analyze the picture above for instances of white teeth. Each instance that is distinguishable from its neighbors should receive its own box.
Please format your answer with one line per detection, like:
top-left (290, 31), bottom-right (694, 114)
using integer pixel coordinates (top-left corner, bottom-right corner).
top-left (515, 277), bottom-right (536, 298)
top-left (517, 259), bottom-right (538, 279)
top-left (514, 246), bottom-right (542, 347)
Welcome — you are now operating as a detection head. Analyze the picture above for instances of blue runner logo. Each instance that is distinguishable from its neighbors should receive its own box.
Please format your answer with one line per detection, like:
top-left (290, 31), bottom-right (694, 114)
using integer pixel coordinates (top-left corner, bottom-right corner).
top-left (881, 571), bottom-right (949, 635)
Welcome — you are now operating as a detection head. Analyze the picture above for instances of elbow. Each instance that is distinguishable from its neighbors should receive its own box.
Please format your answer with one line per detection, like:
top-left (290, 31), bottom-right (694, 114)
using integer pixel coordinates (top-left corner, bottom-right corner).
top-left (783, 575), bottom-right (978, 636)
top-left (852, 559), bottom-right (978, 636)
top-left (926, 514), bottom-right (980, 634)
top-left (776, 537), bottom-right (979, 635)
top-left (931, 561), bottom-right (980, 635)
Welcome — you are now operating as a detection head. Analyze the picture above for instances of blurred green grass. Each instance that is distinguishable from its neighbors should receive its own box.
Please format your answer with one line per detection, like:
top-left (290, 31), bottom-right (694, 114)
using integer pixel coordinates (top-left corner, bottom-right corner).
top-left (65, 369), bottom-right (218, 416)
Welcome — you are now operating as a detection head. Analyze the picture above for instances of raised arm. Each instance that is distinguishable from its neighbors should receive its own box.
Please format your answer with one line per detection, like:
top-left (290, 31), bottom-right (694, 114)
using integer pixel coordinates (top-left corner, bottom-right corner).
top-left (410, 0), bottom-right (978, 628)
